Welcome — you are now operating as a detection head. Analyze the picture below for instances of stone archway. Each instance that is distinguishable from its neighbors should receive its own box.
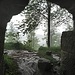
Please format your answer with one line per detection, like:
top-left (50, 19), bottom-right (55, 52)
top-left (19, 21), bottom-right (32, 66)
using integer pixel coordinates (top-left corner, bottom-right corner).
top-left (0, 0), bottom-right (75, 75)
top-left (0, 0), bottom-right (29, 75)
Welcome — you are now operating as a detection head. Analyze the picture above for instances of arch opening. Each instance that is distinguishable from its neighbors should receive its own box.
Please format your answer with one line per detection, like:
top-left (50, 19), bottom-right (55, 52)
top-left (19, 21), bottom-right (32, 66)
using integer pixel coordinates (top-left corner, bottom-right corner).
top-left (4, 1), bottom-right (74, 75)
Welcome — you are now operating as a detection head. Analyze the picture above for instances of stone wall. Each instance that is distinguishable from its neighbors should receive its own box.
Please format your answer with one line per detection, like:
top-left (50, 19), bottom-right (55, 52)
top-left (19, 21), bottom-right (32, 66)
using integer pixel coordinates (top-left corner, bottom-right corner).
top-left (61, 31), bottom-right (75, 75)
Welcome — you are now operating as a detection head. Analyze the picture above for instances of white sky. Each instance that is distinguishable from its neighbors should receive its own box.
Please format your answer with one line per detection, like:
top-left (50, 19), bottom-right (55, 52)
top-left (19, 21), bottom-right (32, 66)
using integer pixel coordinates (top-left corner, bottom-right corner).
top-left (11, 14), bottom-right (25, 23)
top-left (57, 25), bottom-right (67, 33)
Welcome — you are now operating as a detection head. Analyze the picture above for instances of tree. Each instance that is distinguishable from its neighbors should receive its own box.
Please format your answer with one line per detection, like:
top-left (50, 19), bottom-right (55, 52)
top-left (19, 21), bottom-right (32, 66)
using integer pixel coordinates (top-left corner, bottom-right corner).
top-left (5, 22), bottom-right (20, 43)
top-left (5, 22), bottom-right (22, 50)
top-left (18, 0), bottom-right (73, 47)
top-left (26, 31), bottom-right (40, 50)
top-left (47, 1), bottom-right (51, 47)
top-left (18, 0), bottom-right (47, 33)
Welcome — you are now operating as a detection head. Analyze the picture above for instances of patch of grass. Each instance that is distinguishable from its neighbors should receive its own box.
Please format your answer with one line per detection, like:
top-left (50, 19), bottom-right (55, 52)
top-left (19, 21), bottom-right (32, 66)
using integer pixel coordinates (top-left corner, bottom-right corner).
top-left (4, 55), bottom-right (21, 75)
top-left (38, 46), bottom-right (56, 63)
top-left (4, 42), bottom-right (35, 52)
top-left (50, 46), bottom-right (61, 56)
top-left (38, 46), bottom-right (61, 64)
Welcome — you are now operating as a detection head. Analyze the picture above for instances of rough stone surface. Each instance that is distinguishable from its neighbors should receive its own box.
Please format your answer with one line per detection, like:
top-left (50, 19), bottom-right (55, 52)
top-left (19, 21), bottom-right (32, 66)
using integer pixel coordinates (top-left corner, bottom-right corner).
top-left (61, 31), bottom-right (75, 53)
top-left (0, 1), bottom-right (29, 75)
top-left (5, 50), bottom-right (41, 75)
top-left (38, 58), bottom-right (53, 75)
top-left (61, 31), bottom-right (75, 75)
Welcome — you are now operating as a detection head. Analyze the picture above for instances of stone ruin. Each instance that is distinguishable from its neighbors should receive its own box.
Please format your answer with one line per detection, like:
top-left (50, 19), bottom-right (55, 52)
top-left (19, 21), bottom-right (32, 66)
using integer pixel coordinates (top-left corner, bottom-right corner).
top-left (0, 0), bottom-right (75, 75)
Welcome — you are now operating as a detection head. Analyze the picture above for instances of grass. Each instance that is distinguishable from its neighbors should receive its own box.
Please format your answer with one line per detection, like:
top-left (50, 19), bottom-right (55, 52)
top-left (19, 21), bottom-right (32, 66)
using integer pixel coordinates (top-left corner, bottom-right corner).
top-left (4, 55), bottom-right (21, 75)
top-left (38, 46), bottom-right (61, 63)
top-left (50, 46), bottom-right (61, 56)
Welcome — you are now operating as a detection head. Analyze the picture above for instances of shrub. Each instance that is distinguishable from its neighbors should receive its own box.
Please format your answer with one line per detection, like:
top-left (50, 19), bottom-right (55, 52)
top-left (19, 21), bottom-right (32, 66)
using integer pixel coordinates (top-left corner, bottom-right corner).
top-left (4, 42), bottom-right (35, 52)
top-left (4, 42), bottom-right (24, 50)
top-left (13, 42), bottom-right (24, 50)
top-left (50, 46), bottom-right (61, 56)
top-left (38, 46), bottom-right (56, 63)
top-left (4, 42), bottom-right (15, 50)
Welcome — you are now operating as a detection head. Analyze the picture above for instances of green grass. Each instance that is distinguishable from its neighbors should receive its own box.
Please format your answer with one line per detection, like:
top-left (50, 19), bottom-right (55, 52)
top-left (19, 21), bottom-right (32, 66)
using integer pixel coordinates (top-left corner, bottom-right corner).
top-left (4, 42), bottom-right (35, 52)
top-left (38, 46), bottom-right (56, 62)
top-left (38, 46), bottom-right (61, 64)
top-left (50, 46), bottom-right (61, 56)
top-left (4, 55), bottom-right (21, 75)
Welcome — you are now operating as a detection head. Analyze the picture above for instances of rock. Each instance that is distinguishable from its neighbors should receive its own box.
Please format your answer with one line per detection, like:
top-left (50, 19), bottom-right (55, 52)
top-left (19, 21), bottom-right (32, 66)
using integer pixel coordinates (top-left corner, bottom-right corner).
top-left (46, 51), bottom-right (52, 56)
top-left (53, 65), bottom-right (60, 75)
top-left (4, 50), bottom-right (8, 54)
top-left (6, 50), bottom-right (61, 75)
top-left (38, 58), bottom-right (53, 75)
top-left (52, 54), bottom-right (60, 61)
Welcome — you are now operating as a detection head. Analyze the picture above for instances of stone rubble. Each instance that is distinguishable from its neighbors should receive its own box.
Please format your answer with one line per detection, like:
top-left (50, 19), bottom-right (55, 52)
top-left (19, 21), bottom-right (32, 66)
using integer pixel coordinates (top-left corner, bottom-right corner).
top-left (4, 50), bottom-right (60, 75)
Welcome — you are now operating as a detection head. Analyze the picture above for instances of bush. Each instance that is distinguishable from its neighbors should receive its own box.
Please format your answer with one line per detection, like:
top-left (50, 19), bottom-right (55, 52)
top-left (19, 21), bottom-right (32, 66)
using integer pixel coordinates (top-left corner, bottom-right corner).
top-left (4, 42), bottom-right (35, 52)
top-left (38, 46), bottom-right (56, 63)
top-left (4, 55), bottom-right (21, 75)
top-left (4, 42), bottom-right (15, 50)
top-left (50, 46), bottom-right (61, 56)
top-left (13, 42), bottom-right (24, 50)
top-left (4, 42), bottom-right (24, 50)
top-left (38, 46), bottom-right (61, 63)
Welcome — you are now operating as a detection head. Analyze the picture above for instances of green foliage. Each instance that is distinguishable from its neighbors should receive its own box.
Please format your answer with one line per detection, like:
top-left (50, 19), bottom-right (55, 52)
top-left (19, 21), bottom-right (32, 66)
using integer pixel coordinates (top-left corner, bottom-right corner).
top-left (4, 42), bottom-right (24, 50)
top-left (38, 46), bottom-right (56, 62)
top-left (38, 46), bottom-right (61, 63)
top-left (18, 0), bottom-right (47, 33)
top-left (4, 55), bottom-right (21, 75)
top-left (13, 42), bottom-right (24, 50)
top-left (4, 42), bottom-right (35, 52)
top-left (4, 42), bottom-right (15, 50)
top-left (26, 31), bottom-right (40, 50)
top-left (23, 45), bottom-right (35, 52)
top-left (50, 46), bottom-right (61, 56)
top-left (5, 22), bottom-right (20, 43)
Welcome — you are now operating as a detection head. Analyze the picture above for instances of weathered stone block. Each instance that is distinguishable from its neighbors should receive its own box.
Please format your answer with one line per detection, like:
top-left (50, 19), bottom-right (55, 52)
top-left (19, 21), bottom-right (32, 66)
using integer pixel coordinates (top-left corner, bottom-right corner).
top-left (61, 31), bottom-right (75, 75)
top-left (61, 31), bottom-right (75, 53)
top-left (38, 58), bottom-right (53, 75)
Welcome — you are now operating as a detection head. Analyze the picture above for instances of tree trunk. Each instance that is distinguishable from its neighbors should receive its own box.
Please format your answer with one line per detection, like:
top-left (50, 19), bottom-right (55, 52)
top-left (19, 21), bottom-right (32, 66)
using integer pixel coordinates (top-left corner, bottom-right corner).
top-left (50, 34), bottom-right (53, 47)
top-left (47, 1), bottom-right (51, 47)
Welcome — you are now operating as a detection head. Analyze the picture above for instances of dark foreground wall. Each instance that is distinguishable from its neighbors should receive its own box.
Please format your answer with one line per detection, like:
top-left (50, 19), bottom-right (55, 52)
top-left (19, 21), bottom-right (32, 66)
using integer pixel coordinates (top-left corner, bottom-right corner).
top-left (61, 31), bottom-right (75, 75)
top-left (0, 0), bottom-right (29, 75)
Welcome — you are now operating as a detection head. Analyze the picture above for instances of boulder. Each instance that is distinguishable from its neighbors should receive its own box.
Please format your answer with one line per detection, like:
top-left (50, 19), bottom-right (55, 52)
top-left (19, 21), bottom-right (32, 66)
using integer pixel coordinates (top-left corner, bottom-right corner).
top-left (38, 58), bottom-right (53, 75)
